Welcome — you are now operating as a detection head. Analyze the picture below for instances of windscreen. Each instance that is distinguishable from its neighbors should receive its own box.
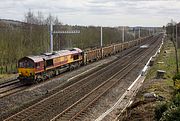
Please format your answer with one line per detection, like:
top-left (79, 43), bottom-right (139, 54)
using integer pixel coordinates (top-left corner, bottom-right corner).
top-left (18, 59), bottom-right (34, 68)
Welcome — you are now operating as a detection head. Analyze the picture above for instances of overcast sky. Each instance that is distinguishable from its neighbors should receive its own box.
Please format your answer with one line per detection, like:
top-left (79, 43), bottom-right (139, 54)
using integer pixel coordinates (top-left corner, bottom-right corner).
top-left (0, 0), bottom-right (180, 27)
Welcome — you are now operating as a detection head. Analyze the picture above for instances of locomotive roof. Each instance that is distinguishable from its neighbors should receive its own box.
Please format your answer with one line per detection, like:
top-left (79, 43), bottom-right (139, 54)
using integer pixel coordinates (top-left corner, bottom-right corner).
top-left (26, 55), bottom-right (45, 62)
top-left (44, 48), bottom-right (82, 60)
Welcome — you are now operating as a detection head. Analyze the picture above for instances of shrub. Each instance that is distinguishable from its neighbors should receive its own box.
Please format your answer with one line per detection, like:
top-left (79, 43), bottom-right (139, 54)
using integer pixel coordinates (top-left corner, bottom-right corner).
top-left (172, 73), bottom-right (180, 81)
top-left (172, 93), bottom-right (180, 107)
top-left (154, 102), bottom-right (168, 121)
top-left (160, 106), bottom-right (180, 121)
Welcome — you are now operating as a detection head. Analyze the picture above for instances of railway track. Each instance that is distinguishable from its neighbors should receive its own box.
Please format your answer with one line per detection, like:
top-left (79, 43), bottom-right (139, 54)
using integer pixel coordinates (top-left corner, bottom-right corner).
top-left (52, 55), bottom-right (146, 121)
top-left (50, 35), bottom-right (162, 121)
top-left (0, 78), bottom-right (19, 88)
top-left (0, 79), bottom-right (26, 98)
top-left (4, 35), bottom-right (162, 121)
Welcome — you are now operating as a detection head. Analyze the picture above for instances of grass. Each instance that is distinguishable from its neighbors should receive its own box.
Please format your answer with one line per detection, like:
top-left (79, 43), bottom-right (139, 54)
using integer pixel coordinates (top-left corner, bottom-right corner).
top-left (0, 74), bottom-right (15, 79)
top-left (0, 64), bottom-right (17, 74)
top-left (142, 40), bottom-right (177, 100)
top-left (118, 39), bottom-right (179, 121)
top-left (0, 74), bottom-right (18, 84)
top-left (0, 63), bottom-right (18, 83)
top-left (146, 40), bottom-right (179, 81)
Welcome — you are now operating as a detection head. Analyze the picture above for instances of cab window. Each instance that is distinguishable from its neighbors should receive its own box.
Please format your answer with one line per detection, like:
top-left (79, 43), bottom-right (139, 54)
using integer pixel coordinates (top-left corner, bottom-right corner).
top-left (19, 62), bottom-right (24, 68)
top-left (18, 60), bottom-right (34, 68)
top-left (35, 63), bottom-right (40, 68)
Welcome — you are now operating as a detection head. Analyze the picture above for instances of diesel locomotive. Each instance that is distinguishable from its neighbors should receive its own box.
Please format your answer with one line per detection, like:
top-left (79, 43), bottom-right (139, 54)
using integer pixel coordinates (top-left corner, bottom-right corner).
top-left (18, 48), bottom-right (83, 84)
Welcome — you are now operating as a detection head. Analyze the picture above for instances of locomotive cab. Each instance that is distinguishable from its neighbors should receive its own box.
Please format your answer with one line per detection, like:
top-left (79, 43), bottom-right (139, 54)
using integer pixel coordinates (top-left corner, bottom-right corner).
top-left (18, 57), bottom-right (35, 82)
top-left (18, 56), bottom-right (45, 84)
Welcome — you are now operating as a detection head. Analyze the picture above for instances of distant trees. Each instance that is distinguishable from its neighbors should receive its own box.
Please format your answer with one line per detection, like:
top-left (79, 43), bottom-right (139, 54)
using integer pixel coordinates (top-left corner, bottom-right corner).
top-left (24, 10), bottom-right (62, 25)
top-left (0, 20), bottom-right (50, 73)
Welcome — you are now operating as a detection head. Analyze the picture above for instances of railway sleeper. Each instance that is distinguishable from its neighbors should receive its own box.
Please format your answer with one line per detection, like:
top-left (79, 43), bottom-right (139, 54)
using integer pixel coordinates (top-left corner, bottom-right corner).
top-left (66, 111), bottom-right (77, 116)
top-left (59, 117), bottom-right (70, 121)
top-left (74, 116), bottom-right (82, 120)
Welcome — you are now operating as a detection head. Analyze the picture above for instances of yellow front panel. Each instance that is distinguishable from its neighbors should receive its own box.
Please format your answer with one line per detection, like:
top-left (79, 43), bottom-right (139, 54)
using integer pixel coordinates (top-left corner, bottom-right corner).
top-left (18, 68), bottom-right (35, 76)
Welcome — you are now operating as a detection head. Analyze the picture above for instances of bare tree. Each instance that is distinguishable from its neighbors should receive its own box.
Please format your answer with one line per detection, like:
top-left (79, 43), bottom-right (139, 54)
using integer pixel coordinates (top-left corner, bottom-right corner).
top-left (25, 9), bottom-right (36, 24)
top-left (45, 13), bottom-right (54, 25)
top-left (37, 11), bottom-right (44, 25)
top-left (54, 16), bottom-right (62, 25)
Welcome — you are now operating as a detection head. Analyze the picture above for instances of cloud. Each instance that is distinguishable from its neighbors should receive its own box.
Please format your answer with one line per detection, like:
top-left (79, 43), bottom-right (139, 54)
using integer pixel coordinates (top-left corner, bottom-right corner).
top-left (0, 0), bottom-right (180, 26)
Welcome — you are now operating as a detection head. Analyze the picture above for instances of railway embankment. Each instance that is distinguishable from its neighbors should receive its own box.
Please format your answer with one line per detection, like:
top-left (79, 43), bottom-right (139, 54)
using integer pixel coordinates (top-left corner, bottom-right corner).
top-left (0, 74), bottom-right (18, 84)
top-left (118, 39), bottom-right (180, 121)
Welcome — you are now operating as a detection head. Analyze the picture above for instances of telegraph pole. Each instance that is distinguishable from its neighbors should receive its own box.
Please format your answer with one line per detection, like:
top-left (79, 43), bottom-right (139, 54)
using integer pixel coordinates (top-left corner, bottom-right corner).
top-left (134, 28), bottom-right (136, 39)
top-left (122, 26), bottom-right (125, 42)
top-left (176, 24), bottom-right (178, 48)
top-left (139, 27), bottom-right (141, 38)
top-left (100, 26), bottom-right (103, 57)
top-left (175, 23), bottom-right (179, 73)
top-left (101, 26), bottom-right (103, 47)
top-left (171, 22), bottom-right (179, 75)
top-left (153, 28), bottom-right (155, 35)
top-left (50, 23), bottom-right (53, 52)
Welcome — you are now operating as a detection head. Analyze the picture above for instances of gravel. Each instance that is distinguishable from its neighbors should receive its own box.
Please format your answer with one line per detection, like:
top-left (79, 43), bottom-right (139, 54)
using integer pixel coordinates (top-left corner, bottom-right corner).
top-left (80, 45), bottom-right (159, 121)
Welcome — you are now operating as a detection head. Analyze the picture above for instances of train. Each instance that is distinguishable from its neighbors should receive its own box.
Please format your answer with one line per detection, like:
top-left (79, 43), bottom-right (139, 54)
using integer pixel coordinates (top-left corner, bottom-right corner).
top-left (18, 36), bottom-right (151, 84)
